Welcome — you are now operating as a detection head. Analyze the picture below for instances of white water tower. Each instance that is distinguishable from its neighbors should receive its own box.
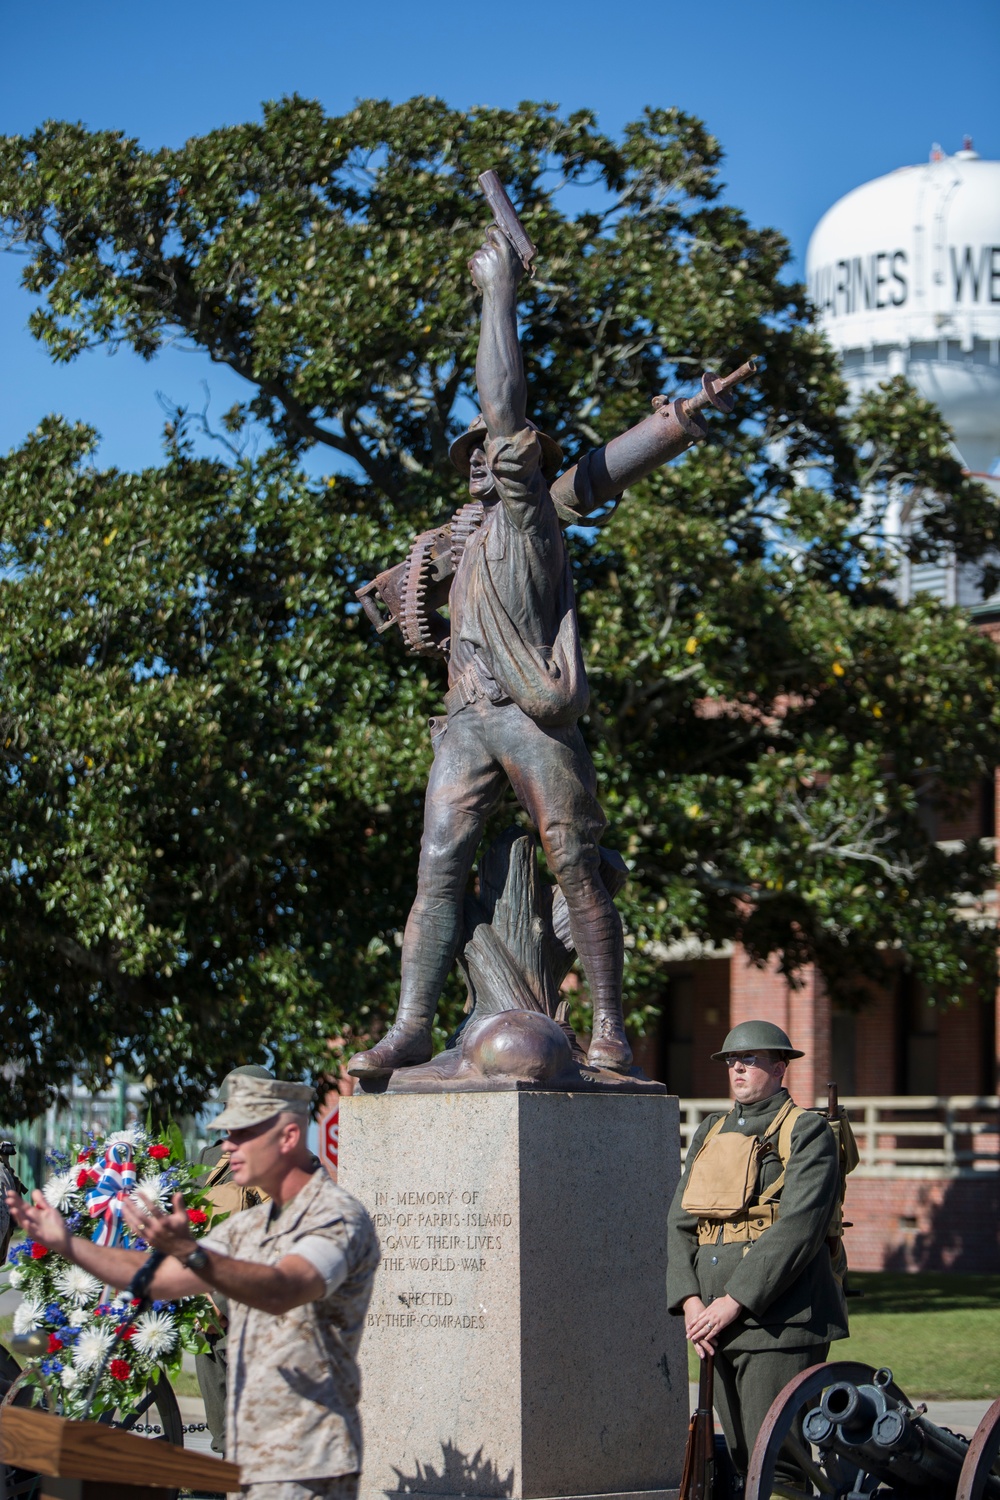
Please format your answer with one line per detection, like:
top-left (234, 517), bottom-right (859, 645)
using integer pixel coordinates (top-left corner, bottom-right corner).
top-left (805, 142), bottom-right (1000, 606)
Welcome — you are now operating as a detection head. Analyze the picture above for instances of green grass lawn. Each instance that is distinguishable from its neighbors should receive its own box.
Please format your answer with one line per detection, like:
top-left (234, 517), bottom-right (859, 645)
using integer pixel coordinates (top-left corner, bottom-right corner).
top-left (7, 1274), bottom-right (998, 1404)
top-left (687, 1274), bottom-right (1000, 1400)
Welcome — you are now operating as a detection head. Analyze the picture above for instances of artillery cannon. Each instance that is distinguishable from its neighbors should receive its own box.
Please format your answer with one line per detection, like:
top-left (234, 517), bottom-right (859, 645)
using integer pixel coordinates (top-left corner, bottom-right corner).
top-left (745, 1361), bottom-right (1000, 1499)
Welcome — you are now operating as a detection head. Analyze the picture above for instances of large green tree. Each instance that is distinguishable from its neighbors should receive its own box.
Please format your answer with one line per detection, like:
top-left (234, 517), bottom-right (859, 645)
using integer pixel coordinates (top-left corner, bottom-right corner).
top-left (1, 97), bottom-right (998, 1116)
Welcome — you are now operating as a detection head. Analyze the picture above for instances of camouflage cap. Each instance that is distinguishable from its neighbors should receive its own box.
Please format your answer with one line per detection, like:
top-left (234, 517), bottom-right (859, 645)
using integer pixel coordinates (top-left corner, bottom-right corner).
top-left (209, 1075), bottom-right (313, 1132)
top-left (218, 1064), bottom-right (274, 1101)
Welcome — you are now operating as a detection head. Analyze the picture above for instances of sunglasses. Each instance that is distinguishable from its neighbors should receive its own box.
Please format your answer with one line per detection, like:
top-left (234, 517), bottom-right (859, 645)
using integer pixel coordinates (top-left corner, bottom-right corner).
top-left (724, 1053), bottom-right (765, 1068)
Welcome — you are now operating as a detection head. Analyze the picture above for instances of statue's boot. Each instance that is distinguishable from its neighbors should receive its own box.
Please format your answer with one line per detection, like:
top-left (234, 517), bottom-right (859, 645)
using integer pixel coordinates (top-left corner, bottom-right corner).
top-left (347, 1015), bottom-right (434, 1079)
top-left (587, 1005), bottom-right (633, 1073)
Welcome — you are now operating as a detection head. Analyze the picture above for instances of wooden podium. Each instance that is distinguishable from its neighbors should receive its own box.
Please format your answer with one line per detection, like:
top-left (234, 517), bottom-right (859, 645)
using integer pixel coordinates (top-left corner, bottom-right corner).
top-left (0, 1405), bottom-right (241, 1498)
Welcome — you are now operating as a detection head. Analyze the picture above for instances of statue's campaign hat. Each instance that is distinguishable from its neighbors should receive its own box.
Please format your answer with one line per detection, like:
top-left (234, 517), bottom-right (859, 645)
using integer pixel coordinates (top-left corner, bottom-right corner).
top-left (449, 415), bottom-right (563, 482)
top-left (209, 1075), bottom-right (313, 1131)
top-left (710, 1019), bottom-right (805, 1061)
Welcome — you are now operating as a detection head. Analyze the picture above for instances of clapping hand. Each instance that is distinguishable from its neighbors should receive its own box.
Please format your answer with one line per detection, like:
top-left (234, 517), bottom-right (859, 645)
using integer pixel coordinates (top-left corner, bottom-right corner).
top-left (121, 1190), bottom-right (197, 1260)
top-left (5, 1188), bottom-right (71, 1258)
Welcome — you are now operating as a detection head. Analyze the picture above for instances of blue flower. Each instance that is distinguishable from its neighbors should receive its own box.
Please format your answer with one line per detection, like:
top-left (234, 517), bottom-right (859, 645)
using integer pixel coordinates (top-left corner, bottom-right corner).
top-left (65, 1212), bottom-right (83, 1232)
top-left (41, 1357), bottom-right (63, 1376)
top-left (45, 1304), bottom-right (69, 1326)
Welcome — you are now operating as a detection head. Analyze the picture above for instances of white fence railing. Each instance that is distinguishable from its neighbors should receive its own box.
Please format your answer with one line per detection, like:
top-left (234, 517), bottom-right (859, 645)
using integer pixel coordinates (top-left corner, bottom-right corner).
top-left (679, 1096), bottom-right (1000, 1179)
top-left (1, 1078), bottom-right (203, 1192)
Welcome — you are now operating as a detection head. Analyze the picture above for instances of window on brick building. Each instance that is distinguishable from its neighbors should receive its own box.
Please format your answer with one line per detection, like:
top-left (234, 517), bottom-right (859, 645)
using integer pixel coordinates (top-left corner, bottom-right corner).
top-left (899, 972), bottom-right (938, 1095)
top-left (831, 1008), bottom-right (857, 1095)
top-left (979, 991), bottom-right (997, 1098)
top-left (657, 975), bottom-right (695, 1095)
top-left (979, 775), bottom-right (996, 841)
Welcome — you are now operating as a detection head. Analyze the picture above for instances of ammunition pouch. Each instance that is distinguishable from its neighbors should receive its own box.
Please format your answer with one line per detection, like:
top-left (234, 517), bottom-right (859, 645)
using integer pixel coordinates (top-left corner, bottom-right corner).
top-left (696, 1200), bottom-right (779, 1246)
top-left (443, 658), bottom-right (510, 719)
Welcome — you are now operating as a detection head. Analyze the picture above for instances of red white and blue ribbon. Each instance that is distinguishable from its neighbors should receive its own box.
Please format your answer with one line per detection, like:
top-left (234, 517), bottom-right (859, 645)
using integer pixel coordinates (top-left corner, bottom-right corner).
top-left (85, 1142), bottom-right (137, 1248)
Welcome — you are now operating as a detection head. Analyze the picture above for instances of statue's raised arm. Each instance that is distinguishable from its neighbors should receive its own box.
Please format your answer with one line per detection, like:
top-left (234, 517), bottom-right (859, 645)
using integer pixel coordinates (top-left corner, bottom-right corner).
top-left (469, 225), bottom-right (527, 440)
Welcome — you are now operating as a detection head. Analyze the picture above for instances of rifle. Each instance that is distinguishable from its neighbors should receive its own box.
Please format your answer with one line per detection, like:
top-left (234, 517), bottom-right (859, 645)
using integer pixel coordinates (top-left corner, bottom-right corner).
top-left (679, 1350), bottom-right (715, 1500)
top-left (825, 1081), bottom-right (862, 1298)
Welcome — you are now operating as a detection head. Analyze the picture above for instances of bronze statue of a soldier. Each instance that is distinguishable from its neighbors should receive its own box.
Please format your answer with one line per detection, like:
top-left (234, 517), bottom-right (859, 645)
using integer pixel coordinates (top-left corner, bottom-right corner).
top-left (350, 178), bottom-right (753, 1083)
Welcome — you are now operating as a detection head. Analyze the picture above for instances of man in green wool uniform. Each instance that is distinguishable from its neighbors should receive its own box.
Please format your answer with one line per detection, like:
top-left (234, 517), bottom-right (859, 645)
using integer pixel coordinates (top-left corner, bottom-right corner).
top-left (667, 1020), bottom-right (849, 1496)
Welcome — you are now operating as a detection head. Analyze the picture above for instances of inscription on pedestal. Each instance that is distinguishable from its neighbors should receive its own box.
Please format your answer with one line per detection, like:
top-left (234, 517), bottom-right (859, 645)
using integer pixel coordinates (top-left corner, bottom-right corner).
top-left (367, 1185), bottom-right (514, 1332)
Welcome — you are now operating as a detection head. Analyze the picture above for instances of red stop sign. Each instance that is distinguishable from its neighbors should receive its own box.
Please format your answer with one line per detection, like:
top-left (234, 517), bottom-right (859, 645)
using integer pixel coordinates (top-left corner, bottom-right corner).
top-left (318, 1099), bottom-right (339, 1179)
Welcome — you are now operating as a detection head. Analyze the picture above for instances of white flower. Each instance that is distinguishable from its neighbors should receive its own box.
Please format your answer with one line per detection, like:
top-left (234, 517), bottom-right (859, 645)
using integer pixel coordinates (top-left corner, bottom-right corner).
top-left (73, 1323), bottom-right (116, 1374)
top-left (61, 1364), bottom-right (83, 1389)
top-left (8, 1265), bottom-right (26, 1289)
top-left (12, 1295), bottom-right (45, 1334)
top-left (131, 1310), bottom-right (178, 1360)
top-left (68, 1307), bottom-right (88, 1326)
top-left (105, 1125), bottom-right (147, 1149)
top-left (133, 1174), bottom-right (170, 1210)
top-left (54, 1264), bottom-right (103, 1308)
top-left (42, 1169), bottom-right (81, 1212)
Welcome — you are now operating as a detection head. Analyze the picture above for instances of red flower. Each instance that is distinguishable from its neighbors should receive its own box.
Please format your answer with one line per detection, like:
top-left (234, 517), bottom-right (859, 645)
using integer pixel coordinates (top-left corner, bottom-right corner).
top-left (76, 1151), bottom-right (91, 1163)
top-left (30, 1243), bottom-right (48, 1259)
top-left (109, 1359), bottom-right (131, 1381)
top-left (147, 1144), bottom-right (171, 1160)
top-left (75, 1169), bottom-right (90, 1188)
top-left (47, 1333), bottom-right (63, 1353)
top-left (118, 1325), bottom-right (136, 1341)
top-left (186, 1208), bottom-right (208, 1226)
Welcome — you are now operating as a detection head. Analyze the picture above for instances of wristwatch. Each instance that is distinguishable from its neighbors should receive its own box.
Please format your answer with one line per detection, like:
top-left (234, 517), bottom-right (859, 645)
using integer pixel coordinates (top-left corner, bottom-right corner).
top-left (185, 1244), bottom-right (210, 1274)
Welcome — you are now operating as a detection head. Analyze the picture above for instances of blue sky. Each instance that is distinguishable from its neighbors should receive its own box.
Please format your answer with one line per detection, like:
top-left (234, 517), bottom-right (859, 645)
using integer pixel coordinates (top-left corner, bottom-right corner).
top-left (2, 0), bottom-right (998, 473)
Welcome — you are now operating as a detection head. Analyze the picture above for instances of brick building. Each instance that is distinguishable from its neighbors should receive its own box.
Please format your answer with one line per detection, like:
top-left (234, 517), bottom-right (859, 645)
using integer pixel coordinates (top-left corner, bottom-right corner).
top-left (628, 595), bottom-right (1000, 1275)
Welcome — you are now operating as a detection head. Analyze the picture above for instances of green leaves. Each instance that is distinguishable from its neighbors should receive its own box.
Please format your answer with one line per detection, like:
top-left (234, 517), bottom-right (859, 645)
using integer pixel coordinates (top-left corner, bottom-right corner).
top-left (0, 96), bottom-right (997, 1110)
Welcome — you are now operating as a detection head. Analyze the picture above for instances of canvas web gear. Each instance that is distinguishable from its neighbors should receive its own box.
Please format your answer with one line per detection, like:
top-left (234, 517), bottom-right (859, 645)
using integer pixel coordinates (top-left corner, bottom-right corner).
top-left (683, 1099), bottom-right (859, 1277)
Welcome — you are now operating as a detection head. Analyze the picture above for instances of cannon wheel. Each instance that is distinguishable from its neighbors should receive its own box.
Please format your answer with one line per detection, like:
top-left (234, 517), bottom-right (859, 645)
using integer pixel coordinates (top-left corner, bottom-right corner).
top-left (1, 1348), bottom-right (184, 1500)
top-left (745, 1360), bottom-right (912, 1500)
top-left (957, 1396), bottom-right (1000, 1500)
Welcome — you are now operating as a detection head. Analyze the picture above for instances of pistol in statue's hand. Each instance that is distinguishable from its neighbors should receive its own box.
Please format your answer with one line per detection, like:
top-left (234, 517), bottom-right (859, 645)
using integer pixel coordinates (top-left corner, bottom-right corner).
top-left (468, 224), bottom-right (522, 294)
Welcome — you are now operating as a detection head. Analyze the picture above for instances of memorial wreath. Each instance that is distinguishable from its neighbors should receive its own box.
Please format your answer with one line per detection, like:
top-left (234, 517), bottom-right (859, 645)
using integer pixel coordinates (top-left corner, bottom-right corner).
top-left (6, 1121), bottom-right (217, 1418)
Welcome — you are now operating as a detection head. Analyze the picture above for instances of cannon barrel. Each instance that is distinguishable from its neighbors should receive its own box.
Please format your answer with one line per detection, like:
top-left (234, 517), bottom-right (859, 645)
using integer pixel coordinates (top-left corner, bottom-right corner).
top-left (820, 1379), bottom-right (882, 1438)
top-left (801, 1374), bottom-right (1000, 1496)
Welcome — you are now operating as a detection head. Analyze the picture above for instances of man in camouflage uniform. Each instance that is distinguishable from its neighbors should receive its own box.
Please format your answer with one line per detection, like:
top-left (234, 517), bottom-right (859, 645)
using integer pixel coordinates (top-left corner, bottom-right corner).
top-left (196, 1064), bottom-right (275, 1455)
top-left (667, 1021), bottom-right (848, 1495)
top-left (8, 1076), bottom-right (379, 1500)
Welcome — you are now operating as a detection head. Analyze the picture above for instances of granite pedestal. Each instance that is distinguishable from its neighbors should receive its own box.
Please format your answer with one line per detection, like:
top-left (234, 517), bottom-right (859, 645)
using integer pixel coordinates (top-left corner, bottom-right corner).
top-left (339, 1091), bottom-right (686, 1500)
